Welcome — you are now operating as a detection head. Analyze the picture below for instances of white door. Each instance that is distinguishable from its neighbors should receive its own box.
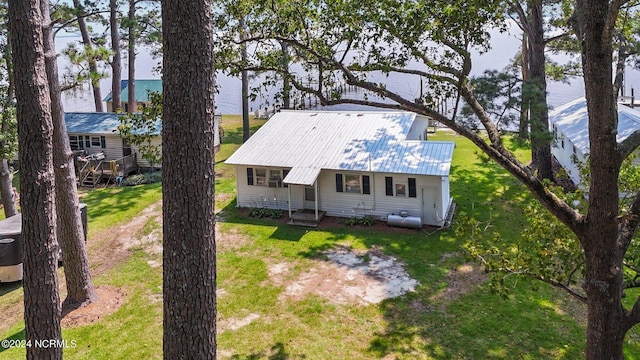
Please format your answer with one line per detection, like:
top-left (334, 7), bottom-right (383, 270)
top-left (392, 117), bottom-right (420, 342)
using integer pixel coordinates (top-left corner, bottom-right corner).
top-left (304, 186), bottom-right (316, 210)
top-left (421, 187), bottom-right (437, 226)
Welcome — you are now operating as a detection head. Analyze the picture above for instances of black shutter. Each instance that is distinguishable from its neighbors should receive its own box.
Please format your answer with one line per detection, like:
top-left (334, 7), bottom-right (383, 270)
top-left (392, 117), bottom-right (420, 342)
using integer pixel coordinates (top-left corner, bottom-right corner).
top-left (100, 136), bottom-right (106, 148)
top-left (283, 169), bottom-right (289, 188)
top-left (385, 177), bottom-right (393, 196)
top-left (247, 168), bottom-right (254, 185)
top-left (336, 174), bottom-right (343, 192)
top-left (408, 178), bottom-right (417, 198)
top-left (362, 175), bottom-right (370, 194)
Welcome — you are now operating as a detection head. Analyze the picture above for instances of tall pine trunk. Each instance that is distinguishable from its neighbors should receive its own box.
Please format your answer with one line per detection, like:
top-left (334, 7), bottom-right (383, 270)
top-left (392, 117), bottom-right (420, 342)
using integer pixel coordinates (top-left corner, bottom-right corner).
top-left (72, 0), bottom-right (103, 112)
top-left (579, 1), bottom-right (629, 358)
top-left (127, 0), bottom-right (137, 113)
top-left (518, 35), bottom-right (529, 141)
top-left (0, 31), bottom-right (17, 218)
top-left (162, 0), bottom-right (217, 357)
top-left (42, 0), bottom-right (97, 309)
top-left (8, 0), bottom-right (62, 358)
top-left (527, 1), bottom-right (552, 181)
top-left (0, 159), bottom-right (16, 218)
top-left (110, 0), bottom-right (122, 112)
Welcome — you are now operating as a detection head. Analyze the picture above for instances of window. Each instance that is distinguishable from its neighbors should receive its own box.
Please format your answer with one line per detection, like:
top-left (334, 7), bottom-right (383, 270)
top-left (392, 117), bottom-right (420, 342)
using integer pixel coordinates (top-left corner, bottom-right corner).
top-left (269, 169), bottom-right (282, 187)
top-left (336, 173), bottom-right (370, 194)
top-left (247, 168), bottom-right (254, 185)
top-left (91, 136), bottom-right (102, 147)
top-left (345, 174), bottom-right (361, 193)
top-left (255, 168), bottom-right (267, 186)
top-left (386, 176), bottom-right (417, 198)
top-left (69, 135), bottom-right (84, 150)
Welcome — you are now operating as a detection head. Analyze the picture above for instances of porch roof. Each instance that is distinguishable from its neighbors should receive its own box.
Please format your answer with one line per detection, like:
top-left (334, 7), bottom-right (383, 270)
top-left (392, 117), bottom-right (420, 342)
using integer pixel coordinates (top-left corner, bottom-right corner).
top-left (283, 166), bottom-right (322, 186)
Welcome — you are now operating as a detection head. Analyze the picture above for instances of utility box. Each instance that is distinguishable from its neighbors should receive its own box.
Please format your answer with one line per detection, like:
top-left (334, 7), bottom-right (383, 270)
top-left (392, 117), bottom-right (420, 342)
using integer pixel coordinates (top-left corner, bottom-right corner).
top-left (0, 215), bottom-right (23, 283)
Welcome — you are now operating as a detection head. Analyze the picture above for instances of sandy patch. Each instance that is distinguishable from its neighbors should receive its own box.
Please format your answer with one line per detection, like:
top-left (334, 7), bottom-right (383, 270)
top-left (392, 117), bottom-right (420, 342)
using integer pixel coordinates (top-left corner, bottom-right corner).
top-left (272, 246), bottom-right (418, 305)
top-left (217, 312), bottom-right (261, 332)
top-left (431, 263), bottom-right (487, 304)
top-left (61, 286), bottom-right (126, 327)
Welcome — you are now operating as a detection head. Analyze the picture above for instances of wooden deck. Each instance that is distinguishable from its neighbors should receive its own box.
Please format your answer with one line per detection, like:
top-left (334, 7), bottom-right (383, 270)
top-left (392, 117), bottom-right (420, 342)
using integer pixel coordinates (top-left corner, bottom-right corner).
top-left (288, 209), bottom-right (326, 227)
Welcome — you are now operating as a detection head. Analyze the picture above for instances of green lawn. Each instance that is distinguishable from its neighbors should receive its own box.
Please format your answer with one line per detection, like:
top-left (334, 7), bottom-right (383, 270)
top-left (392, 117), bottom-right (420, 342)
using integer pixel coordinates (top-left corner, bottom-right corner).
top-left (1, 120), bottom-right (639, 359)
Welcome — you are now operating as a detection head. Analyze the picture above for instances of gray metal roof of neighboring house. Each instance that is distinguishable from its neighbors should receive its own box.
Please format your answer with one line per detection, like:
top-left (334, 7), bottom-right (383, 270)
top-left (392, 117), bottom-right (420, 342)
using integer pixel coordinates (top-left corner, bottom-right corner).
top-left (103, 79), bottom-right (162, 102)
top-left (65, 112), bottom-right (162, 135)
top-left (65, 112), bottom-right (122, 134)
top-left (225, 110), bottom-right (455, 177)
top-left (550, 97), bottom-right (640, 154)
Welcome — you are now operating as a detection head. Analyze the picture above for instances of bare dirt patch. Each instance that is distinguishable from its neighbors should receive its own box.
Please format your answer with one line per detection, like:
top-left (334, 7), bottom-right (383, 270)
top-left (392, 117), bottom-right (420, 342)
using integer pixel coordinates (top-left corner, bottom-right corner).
top-left (217, 313), bottom-right (261, 333)
top-left (431, 262), bottom-right (487, 304)
top-left (215, 223), bottom-right (250, 252)
top-left (270, 246), bottom-right (419, 305)
top-left (89, 200), bottom-right (164, 276)
top-left (61, 285), bottom-right (126, 328)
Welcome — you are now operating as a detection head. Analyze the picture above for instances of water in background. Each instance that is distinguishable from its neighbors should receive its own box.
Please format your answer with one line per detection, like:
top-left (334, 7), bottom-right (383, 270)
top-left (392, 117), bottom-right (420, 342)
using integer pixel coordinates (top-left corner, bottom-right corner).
top-left (59, 27), bottom-right (636, 115)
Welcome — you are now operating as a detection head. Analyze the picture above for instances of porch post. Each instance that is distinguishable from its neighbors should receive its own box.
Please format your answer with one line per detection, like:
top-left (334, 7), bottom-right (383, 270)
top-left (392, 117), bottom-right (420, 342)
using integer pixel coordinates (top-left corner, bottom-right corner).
top-left (314, 181), bottom-right (318, 221)
top-left (288, 184), bottom-right (292, 218)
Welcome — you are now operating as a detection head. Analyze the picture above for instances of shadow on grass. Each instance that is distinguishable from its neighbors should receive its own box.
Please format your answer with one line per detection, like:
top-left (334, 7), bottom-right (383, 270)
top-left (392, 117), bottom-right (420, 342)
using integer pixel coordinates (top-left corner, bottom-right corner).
top-left (0, 281), bottom-right (21, 297)
top-left (229, 342), bottom-right (306, 360)
top-left (0, 329), bottom-right (24, 354)
top-left (80, 182), bottom-right (162, 222)
top-left (216, 147), bottom-right (586, 358)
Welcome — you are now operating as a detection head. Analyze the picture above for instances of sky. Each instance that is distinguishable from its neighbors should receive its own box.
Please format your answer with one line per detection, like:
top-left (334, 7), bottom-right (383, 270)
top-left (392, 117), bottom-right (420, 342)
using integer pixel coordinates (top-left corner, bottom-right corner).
top-left (57, 22), bottom-right (636, 115)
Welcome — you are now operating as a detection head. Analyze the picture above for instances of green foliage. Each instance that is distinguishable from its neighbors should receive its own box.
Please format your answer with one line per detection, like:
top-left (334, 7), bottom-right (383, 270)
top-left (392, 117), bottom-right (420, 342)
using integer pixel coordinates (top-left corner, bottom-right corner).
top-left (248, 207), bottom-right (283, 219)
top-left (118, 91), bottom-right (162, 169)
top-left (122, 171), bottom-right (162, 186)
top-left (460, 67), bottom-right (522, 131)
top-left (342, 215), bottom-right (376, 226)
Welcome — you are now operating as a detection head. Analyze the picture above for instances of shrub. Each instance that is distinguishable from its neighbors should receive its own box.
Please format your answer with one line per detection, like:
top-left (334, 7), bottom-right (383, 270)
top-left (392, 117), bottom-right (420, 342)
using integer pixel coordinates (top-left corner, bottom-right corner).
top-left (343, 215), bottom-right (376, 226)
top-left (248, 208), bottom-right (283, 219)
top-left (123, 171), bottom-right (162, 186)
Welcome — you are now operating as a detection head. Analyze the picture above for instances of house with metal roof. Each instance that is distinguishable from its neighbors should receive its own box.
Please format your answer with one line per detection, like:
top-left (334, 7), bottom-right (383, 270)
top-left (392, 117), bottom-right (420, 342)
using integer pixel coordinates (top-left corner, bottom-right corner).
top-left (103, 79), bottom-right (162, 112)
top-left (225, 111), bottom-right (456, 227)
top-left (550, 97), bottom-right (640, 185)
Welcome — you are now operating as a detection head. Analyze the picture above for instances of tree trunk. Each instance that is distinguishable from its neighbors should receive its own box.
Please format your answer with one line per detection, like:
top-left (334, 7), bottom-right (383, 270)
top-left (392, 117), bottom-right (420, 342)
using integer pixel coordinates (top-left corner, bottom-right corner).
top-left (0, 159), bottom-right (17, 218)
top-left (110, 0), bottom-right (122, 112)
top-left (527, 0), bottom-right (552, 181)
top-left (579, 1), bottom-right (628, 358)
top-left (128, 0), bottom-right (137, 113)
top-left (281, 41), bottom-right (290, 109)
top-left (162, 0), bottom-right (217, 357)
top-left (518, 34), bottom-right (529, 140)
top-left (72, 0), bottom-right (103, 112)
top-left (8, 0), bottom-right (62, 358)
top-left (240, 17), bottom-right (250, 143)
top-left (0, 29), bottom-right (17, 218)
top-left (42, 0), bottom-right (97, 309)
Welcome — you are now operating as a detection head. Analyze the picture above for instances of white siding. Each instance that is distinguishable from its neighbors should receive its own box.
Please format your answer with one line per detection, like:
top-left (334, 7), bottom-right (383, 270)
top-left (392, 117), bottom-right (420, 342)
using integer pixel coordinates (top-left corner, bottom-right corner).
top-left (551, 133), bottom-right (584, 185)
top-left (132, 136), bottom-right (162, 169)
top-left (69, 133), bottom-right (123, 161)
top-left (235, 165), bottom-right (448, 226)
top-left (406, 115), bottom-right (429, 140)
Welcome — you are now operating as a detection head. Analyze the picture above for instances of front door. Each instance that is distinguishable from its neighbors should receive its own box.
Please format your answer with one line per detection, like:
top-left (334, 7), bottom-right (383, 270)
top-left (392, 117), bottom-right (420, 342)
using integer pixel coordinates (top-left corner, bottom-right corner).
top-left (304, 186), bottom-right (316, 210)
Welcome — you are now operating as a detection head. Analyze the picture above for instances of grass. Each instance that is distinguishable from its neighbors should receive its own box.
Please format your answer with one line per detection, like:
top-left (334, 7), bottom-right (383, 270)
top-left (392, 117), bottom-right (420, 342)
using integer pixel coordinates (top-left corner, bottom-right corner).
top-left (1, 120), bottom-right (639, 359)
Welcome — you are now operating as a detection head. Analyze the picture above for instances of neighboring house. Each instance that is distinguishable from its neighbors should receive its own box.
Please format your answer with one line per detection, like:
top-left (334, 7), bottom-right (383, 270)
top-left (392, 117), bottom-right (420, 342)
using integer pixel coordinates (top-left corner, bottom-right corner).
top-left (225, 111), bottom-right (456, 227)
top-left (550, 97), bottom-right (640, 185)
top-left (65, 112), bottom-right (160, 173)
top-left (104, 79), bottom-right (162, 112)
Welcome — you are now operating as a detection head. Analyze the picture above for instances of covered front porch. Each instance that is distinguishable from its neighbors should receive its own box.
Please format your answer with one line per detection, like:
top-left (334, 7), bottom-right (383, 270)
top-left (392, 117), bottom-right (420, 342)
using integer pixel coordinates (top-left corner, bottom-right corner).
top-left (284, 166), bottom-right (324, 227)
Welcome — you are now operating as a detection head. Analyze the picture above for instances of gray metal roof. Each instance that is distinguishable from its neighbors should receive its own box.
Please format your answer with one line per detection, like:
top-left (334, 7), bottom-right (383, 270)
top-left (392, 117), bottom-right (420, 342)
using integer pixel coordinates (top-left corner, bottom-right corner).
top-left (65, 112), bottom-right (162, 135)
top-left (225, 111), bottom-right (455, 176)
top-left (283, 166), bottom-right (322, 186)
top-left (550, 97), bottom-right (640, 154)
